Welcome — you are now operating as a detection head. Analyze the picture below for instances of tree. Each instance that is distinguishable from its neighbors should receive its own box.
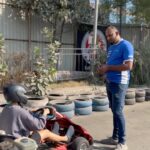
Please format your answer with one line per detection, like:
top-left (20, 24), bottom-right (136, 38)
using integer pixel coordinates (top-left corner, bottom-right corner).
top-left (130, 0), bottom-right (150, 25)
top-left (110, 0), bottom-right (150, 25)
top-left (6, 0), bottom-right (94, 41)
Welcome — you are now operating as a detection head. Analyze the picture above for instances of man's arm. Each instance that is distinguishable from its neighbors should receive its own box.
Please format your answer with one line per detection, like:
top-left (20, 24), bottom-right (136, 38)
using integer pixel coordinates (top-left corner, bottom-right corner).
top-left (107, 61), bottom-right (133, 71)
top-left (97, 60), bottom-right (133, 75)
top-left (21, 108), bottom-right (47, 131)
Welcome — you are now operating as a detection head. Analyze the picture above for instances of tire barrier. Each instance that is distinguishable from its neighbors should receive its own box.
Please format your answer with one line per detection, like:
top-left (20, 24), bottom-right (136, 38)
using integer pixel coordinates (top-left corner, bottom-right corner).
top-left (125, 89), bottom-right (136, 105)
top-left (74, 98), bottom-right (92, 115)
top-left (135, 89), bottom-right (145, 103)
top-left (75, 98), bottom-right (92, 108)
top-left (145, 88), bottom-right (150, 101)
top-left (125, 98), bottom-right (136, 105)
top-left (92, 96), bottom-right (109, 112)
top-left (125, 89), bottom-right (135, 99)
top-left (80, 92), bottom-right (94, 99)
top-left (48, 93), bottom-right (66, 101)
top-left (93, 105), bottom-right (109, 112)
top-left (48, 100), bottom-right (75, 119)
top-left (59, 110), bottom-right (75, 119)
top-left (67, 95), bottom-right (79, 101)
top-left (75, 106), bottom-right (92, 115)
top-left (26, 96), bottom-right (49, 109)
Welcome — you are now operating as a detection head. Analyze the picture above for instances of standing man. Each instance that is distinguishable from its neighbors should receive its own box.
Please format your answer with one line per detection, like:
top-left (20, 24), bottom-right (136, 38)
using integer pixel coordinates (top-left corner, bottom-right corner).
top-left (97, 25), bottom-right (134, 150)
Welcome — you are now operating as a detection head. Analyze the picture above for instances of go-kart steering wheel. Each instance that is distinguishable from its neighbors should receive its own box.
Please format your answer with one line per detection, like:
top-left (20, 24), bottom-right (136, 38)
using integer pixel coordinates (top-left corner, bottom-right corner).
top-left (33, 106), bottom-right (56, 120)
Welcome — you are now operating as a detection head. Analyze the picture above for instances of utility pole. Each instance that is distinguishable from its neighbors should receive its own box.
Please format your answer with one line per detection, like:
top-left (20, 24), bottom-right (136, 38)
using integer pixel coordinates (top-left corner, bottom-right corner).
top-left (119, 3), bottom-right (123, 35)
top-left (93, 0), bottom-right (99, 51)
top-left (91, 0), bottom-right (99, 73)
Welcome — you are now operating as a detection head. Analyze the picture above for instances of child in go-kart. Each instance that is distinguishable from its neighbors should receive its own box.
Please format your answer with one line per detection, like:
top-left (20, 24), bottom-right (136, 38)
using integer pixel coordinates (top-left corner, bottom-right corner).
top-left (0, 84), bottom-right (74, 144)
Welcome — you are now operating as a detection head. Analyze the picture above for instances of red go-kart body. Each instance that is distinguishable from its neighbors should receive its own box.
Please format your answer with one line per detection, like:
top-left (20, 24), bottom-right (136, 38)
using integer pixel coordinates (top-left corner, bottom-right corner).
top-left (45, 111), bottom-right (93, 150)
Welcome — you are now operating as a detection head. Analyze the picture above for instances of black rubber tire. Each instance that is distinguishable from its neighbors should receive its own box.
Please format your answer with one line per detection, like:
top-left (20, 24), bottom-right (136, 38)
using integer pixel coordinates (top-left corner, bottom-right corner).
top-left (145, 88), bottom-right (150, 96)
top-left (48, 95), bottom-right (66, 101)
top-left (125, 90), bottom-right (135, 99)
top-left (69, 137), bottom-right (90, 150)
top-left (92, 104), bottom-right (109, 112)
top-left (125, 98), bottom-right (136, 105)
top-left (80, 92), bottom-right (93, 98)
top-left (92, 96), bottom-right (109, 106)
top-left (135, 90), bottom-right (145, 97)
top-left (135, 97), bottom-right (145, 103)
top-left (0, 135), bottom-right (16, 143)
top-left (145, 96), bottom-right (150, 101)
top-left (75, 106), bottom-right (92, 115)
top-left (68, 96), bottom-right (80, 101)
top-left (26, 96), bottom-right (48, 109)
top-left (59, 110), bottom-right (75, 119)
top-left (75, 99), bottom-right (92, 108)
top-left (48, 100), bottom-right (74, 112)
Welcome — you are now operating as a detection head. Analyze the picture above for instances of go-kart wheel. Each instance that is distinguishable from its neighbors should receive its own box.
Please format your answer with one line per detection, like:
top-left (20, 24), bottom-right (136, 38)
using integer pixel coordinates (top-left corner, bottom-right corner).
top-left (69, 137), bottom-right (90, 150)
top-left (0, 134), bottom-right (16, 143)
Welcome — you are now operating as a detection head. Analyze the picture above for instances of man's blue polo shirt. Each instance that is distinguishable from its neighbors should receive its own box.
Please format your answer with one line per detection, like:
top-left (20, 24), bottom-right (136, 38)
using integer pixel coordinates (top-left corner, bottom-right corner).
top-left (106, 39), bottom-right (134, 84)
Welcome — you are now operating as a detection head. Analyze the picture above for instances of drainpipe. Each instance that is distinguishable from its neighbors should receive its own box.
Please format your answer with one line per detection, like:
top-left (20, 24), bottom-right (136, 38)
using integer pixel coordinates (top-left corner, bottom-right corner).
top-left (27, 8), bottom-right (32, 71)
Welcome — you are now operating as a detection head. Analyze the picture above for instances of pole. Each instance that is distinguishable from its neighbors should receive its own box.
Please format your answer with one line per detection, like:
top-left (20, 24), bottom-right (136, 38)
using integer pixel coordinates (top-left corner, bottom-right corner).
top-left (90, 0), bottom-right (99, 89)
top-left (27, 9), bottom-right (32, 71)
top-left (91, 0), bottom-right (99, 73)
top-left (93, 0), bottom-right (99, 50)
top-left (119, 4), bottom-right (122, 35)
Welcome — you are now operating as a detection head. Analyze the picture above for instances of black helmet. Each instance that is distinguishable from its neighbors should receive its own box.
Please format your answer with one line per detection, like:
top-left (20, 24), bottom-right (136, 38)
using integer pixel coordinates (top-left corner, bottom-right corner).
top-left (3, 84), bottom-right (28, 105)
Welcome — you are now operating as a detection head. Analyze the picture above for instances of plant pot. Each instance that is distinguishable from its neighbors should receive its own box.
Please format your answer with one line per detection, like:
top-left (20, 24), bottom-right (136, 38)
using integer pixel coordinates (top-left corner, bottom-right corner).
top-left (26, 95), bottom-right (48, 109)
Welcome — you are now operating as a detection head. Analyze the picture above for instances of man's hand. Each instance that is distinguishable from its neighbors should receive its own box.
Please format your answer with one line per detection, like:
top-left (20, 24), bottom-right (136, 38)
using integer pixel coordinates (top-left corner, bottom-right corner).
top-left (43, 108), bottom-right (50, 116)
top-left (97, 64), bottom-right (108, 75)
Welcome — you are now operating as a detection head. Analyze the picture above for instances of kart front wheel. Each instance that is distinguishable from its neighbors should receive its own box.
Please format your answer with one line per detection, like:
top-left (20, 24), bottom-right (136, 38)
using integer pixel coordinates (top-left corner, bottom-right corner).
top-left (69, 137), bottom-right (90, 150)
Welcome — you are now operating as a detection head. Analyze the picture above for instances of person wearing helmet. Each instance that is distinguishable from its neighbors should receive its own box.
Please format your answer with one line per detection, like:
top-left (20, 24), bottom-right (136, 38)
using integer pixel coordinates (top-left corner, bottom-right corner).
top-left (0, 84), bottom-right (74, 144)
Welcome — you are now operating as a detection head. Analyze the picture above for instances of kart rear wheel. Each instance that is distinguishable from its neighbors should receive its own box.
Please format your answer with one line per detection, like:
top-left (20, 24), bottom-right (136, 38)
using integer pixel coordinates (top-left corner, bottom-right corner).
top-left (69, 137), bottom-right (90, 150)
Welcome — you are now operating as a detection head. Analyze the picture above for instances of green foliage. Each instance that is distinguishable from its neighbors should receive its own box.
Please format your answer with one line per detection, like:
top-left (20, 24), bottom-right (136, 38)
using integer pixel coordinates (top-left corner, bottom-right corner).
top-left (131, 48), bottom-right (150, 85)
top-left (90, 49), bottom-right (107, 85)
top-left (130, 0), bottom-right (150, 24)
top-left (24, 47), bottom-right (48, 96)
top-left (24, 29), bottom-right (60, 96)
top-left (6, 0), bottom-right (150, 25)
top-left (6, 0), bottom-right (93, 23)
top-left (0, 34), bottom-right (8, 88)
top-left (42, 27), bottom-right (61, 79)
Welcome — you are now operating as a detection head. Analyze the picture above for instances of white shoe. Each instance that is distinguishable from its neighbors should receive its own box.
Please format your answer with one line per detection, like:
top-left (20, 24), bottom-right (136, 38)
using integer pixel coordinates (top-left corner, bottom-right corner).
top-left (115, 143), bottom-right (128, 150)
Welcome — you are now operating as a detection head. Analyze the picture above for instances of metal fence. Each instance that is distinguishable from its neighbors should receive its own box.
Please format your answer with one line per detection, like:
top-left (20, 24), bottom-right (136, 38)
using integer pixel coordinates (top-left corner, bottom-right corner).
top-left (54, 47), bottom-right (108, 81)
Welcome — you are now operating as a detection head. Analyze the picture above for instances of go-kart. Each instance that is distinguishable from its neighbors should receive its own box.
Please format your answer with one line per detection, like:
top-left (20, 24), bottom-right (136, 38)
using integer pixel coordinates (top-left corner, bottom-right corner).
top-left (0, 105), bottom-right (93, 150)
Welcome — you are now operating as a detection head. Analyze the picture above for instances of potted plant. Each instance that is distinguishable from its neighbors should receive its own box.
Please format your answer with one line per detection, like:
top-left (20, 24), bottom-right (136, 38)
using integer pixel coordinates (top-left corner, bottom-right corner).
top-left (23, 28), bottom-right (61, 109)
top-left (0, 34), bottom-right (8, 93)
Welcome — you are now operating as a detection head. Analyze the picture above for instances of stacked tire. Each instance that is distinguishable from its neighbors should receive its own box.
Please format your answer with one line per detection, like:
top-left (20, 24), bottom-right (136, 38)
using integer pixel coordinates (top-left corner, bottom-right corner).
top-left (80, 92), bottom-right (94, 99)
top-left (48, 93), bottom-right (66, 101)
top-left (74, 97), bottom-right (92, 115)
top-left (125, 89), bottom-right (136, 105)
top-left (135, 89), bottom-right (145, 103)
top-left (92, 96), bottom-right (109, 112)
top-left (48, 100), bottom-right (75, 119)
top-left (145, 88), bottom-right (150, 101)
top-left (26, 96), bottom-right (49, 109)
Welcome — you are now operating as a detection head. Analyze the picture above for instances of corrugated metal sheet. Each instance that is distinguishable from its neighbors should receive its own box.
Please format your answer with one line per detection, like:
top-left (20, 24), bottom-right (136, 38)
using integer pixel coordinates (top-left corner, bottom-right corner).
top-left (0, 2), bottom-right (75, 73)
top-left (0, 2), bottom-right (150, 81)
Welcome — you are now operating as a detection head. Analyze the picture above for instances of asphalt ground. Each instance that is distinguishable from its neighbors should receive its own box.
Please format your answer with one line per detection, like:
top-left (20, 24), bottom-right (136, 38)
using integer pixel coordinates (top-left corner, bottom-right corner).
top-left (0, 85), bottom-right (150, 150)
top-left (72, 101), bottom-right (150, 150)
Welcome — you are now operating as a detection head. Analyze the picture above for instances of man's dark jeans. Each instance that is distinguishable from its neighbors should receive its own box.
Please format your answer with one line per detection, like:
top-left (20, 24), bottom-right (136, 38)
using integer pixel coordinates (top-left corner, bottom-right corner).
top-left (106, 81), bottom-right (128, 144)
